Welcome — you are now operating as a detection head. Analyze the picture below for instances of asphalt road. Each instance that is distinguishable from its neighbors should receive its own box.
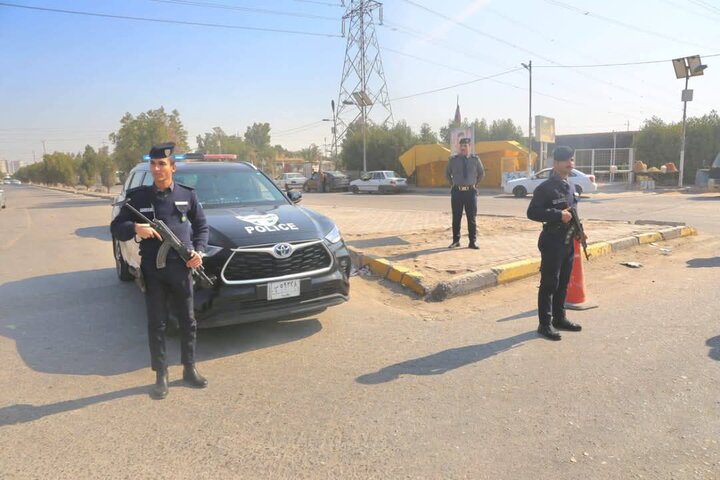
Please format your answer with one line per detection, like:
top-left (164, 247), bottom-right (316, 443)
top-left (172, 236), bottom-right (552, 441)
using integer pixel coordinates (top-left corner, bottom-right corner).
top-left (301, 189), bottom-right (720, 236)
top-left (0, 185), bottom-right (718, 479)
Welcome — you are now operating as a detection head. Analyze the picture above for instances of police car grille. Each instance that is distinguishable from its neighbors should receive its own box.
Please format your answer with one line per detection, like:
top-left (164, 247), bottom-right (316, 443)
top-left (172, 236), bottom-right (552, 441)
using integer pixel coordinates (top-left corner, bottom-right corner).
top-left (224, 243), bottom-right (332, 281)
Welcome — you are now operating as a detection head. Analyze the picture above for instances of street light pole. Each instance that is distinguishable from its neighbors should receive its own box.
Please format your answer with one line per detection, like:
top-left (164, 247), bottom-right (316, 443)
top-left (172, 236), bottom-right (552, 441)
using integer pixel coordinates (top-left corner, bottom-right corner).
top-left (672, 55), bottom-right (708, 188)
top-left (679, 73), bottom-right (689, 188)
top-left (521, 60), bottom-right (533, 176)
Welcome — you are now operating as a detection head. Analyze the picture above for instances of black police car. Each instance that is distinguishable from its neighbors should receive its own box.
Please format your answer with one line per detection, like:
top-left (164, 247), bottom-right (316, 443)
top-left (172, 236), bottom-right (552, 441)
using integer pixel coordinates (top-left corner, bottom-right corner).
top-left (111, 157), bottom-right (351, 327)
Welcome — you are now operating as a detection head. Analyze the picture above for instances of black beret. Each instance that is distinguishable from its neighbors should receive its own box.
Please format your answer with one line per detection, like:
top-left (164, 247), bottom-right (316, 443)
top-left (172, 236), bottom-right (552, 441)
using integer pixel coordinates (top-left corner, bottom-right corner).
top-left (553, 146), bottom-right (574, 162)
top-left (459, 137), bottom-right (472, 145)
top-left (149, 142), bottom-right (175, 159)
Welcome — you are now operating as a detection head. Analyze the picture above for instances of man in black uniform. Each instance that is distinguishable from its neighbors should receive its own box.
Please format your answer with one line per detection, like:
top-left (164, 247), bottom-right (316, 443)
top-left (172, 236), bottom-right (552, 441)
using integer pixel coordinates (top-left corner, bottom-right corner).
top-left (527, 146), bottom-right (585, 341)
top-left (111, 142), bottom-right (209, 398)
top-left (445, 137), bottom-right (485, 249)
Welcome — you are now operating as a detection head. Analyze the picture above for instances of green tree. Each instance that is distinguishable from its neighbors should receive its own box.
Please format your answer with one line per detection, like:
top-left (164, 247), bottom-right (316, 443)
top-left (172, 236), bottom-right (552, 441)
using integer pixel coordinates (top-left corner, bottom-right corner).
top-left (489, 119), bottom-right (524, 142)
top-left (43, 152), bottom-right (77, 186)
top-left (196, 127), bottom-right (253, 159)
top-left (299, 144), bottom-right (321, 163)
top-left (109, 107), bottom-right (188, 180)
top-left (439, 118), bottom-right (519, 143)
top-left (419, 123), bottom-right (439, 144)
top-left (78, 145), bottom-right (99, 189)
top-left (341, 121), bottom-right (419, 173)
top-left (97, 146), bottom-right (116, 193)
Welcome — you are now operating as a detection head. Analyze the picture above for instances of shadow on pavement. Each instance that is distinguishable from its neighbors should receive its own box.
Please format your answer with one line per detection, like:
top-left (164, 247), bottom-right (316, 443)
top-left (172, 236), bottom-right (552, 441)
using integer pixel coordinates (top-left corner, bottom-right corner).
top-left (686, 257), bottom-right (720, 268)
top-left (496, 310), bottom-right (536, 323)
top-left (356, 331), bottom-right (537, 384)
top-left (0, 386), bottom-right (149, 426)
top-left (686, 195), bottom-right (720, 201)
top-left (75, 225), bottom-right (112, 241)
top-left (0, 269), bottom-right (322, 376)
top-left (348, 236), bottom-right (411, 249)
top-left (707, 336), bottom-right (720, 362)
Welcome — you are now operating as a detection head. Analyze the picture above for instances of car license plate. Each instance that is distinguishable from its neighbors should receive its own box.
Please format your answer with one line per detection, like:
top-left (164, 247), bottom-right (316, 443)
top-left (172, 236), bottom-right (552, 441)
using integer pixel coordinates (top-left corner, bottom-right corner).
top-left (267, 279), bottom-right (301, 300)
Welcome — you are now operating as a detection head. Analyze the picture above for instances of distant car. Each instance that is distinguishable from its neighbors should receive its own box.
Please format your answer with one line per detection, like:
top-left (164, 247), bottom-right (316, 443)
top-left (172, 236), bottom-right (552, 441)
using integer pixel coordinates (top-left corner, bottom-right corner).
top-left (0, 189), bottom-right (5, 209)
top-left (2, 179), bottom-right (10, 185)
top-left (708, 152), bottom-right (720, 191)
top-left (10, 179), bottom-right (21, 185)
top-left (350, 170), bottom-right (408, 194)
top-left (504, 168), bottom-right (597, 197)
top-left (304, 171), bottom-right (349, 192)
top-left (275, 172), bottom-right (308, 190)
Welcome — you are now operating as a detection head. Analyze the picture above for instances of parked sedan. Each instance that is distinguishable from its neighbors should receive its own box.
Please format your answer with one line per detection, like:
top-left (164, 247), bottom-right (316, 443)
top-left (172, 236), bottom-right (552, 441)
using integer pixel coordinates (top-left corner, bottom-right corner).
top-left (504, 168), bottom-right (597, 197)
top-left (275, 172), bottom-right (308, 190)
top-left (350, 170), bottom-right (408, 194)
top-left (0, 189), bottom-right (5, 209)
top-left (304, 171), bottom-right (350, 192)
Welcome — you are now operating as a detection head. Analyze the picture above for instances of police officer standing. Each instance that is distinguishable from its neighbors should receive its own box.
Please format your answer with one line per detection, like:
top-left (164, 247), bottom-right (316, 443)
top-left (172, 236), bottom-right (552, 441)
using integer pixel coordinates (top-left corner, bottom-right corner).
top-left (111, 142), bottom-right (209, 398)
top-left (446, 137), bottom-right (485, 249)
top-left (527, 146), bottom-right (586, 341)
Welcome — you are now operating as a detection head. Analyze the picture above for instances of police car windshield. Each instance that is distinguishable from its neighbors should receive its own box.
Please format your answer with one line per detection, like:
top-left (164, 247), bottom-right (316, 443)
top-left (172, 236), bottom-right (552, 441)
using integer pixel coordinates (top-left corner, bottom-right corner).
top-left (385, 171), bottom-right (399, 178)
top-left (173, 169), bottom-right (287, 207)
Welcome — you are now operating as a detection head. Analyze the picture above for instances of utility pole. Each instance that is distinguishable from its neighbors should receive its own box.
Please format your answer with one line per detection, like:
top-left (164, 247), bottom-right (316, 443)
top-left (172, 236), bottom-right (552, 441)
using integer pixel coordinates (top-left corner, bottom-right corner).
top-left (521, 61), bottom-right (533, 176)
top-left (335, 0), bottom-right (393, 173)
top-left (41, 140), bottom-right (47, 156)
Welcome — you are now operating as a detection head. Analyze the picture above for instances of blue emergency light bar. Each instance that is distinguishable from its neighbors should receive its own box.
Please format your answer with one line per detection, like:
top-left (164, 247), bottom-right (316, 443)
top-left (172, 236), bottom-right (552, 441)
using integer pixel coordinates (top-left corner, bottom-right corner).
top-left (142, 154), bottom-right (186, 161)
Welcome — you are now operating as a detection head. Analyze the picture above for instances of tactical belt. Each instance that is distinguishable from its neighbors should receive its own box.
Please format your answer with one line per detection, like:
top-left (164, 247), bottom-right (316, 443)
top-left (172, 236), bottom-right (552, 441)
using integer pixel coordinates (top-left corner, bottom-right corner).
top-left (455, 185), bottom-right (473, 191)
top-left (542, 223), bottom-right (567, 234)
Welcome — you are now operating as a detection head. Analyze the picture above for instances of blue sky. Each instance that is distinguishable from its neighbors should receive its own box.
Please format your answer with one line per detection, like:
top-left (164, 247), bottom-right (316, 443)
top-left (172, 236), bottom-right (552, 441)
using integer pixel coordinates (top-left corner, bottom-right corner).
top-left (1, 0), bottom-right (718, 164)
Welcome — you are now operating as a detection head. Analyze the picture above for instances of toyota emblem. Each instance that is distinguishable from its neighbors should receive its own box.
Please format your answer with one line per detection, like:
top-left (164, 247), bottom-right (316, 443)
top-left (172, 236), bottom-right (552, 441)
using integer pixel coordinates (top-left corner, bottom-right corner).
top-left (273, 243), bottom-right (293, 259)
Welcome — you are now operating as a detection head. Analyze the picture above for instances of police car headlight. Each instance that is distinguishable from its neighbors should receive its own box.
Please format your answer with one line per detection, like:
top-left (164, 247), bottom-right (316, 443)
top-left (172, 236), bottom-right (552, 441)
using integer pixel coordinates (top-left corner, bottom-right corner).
top-left (324, 225), bottom-right (342, 244)
top-left (205, 244), bottom-right (223, 256)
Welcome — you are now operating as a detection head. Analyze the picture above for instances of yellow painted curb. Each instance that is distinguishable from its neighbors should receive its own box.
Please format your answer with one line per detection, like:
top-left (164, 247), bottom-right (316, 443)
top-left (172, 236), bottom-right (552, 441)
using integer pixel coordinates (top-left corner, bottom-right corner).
top-left (493, 258), bottom-right (541, 284)
top-left (367, 258), bottom-right (392, 276)
top-left (680, 226), bottom-right (698, 237)
top-left (586, 242), bottom-right (612, 257)
top-left (636, 232), bottom-right (663, 244)
top-left (400, 271), bottom-right (426, 295)
top-left (387, 265), bottom-right (411, 283)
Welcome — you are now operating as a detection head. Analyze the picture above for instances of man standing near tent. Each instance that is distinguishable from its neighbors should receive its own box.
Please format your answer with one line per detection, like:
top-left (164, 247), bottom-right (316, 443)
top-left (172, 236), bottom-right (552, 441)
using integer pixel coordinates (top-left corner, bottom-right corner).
top-left (446, 137), bottom-right (485, 249)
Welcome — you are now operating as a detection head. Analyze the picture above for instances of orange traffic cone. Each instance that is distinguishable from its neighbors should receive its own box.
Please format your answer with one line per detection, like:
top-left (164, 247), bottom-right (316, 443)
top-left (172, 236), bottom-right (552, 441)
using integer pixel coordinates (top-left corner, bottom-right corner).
top-left (565, 238), bottom-right (598, 310)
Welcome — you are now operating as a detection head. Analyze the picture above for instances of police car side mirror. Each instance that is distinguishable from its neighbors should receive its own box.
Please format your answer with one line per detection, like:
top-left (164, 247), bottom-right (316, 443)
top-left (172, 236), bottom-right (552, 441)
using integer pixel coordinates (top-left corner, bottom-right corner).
top-left (288, 190), bottom-right (303, 204)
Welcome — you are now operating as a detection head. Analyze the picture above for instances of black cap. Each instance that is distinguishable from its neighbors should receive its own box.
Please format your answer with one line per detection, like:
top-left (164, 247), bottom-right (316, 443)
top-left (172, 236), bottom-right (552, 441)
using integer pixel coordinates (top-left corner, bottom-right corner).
top-left (459, 137), bottom-right (472, 145)
top-left (148, 142), bottom-right (175, 159)
top-left (553, 146), bottom-right (574, 162)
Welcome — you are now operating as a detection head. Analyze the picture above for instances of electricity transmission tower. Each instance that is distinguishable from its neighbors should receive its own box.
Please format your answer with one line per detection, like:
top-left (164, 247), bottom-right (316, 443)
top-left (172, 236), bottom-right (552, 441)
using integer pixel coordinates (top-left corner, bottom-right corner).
top-left (334, 0), bottom-right (393, 171)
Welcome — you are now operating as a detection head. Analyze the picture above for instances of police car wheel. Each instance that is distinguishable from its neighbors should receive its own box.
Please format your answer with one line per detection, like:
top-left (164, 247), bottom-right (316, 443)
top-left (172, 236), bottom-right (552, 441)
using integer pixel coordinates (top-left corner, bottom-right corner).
top-left (351, 185), bottom-right (359, 194)
top-left (113, 238), bottom-right (134, 281)
top-left (575, 185), bottom-right (583, 196)
top-left (512, 186), bottom-right (527, 198)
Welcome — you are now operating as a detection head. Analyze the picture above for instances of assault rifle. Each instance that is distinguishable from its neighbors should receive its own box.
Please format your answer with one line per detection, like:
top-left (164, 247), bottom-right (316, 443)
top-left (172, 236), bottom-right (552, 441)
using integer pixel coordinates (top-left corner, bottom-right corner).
top-left (565, 206), bottom-right (589, 261)
top-left (114, 199), bottom-right (215, 288)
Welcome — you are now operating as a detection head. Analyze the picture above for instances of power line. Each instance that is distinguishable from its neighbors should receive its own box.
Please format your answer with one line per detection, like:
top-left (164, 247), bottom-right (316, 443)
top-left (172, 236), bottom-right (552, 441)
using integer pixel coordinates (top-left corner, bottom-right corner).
top-left (535, 53), bottom-right (720, 68)
top-left (544, 0), bottom-right (718, 50)
top-left (383, 47), bottom-right (576, 104)
top-left (687, 0), bottom-right (720, 15)
top-left (146, 0), bottom-right (338, 21)
top-left (272, 121), bottom-right (327, 136)
top-left (394, 0), bottom-right (680, 108)
top-left (390, 67), bottom-right (524, 101)
top-left (0, 2), bottom-right (342, 37)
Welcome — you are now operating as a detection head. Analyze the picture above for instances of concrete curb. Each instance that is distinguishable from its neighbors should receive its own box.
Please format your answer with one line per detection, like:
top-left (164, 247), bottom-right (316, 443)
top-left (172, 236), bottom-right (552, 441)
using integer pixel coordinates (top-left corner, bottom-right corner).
top-left (34, 184), bottom-right (115, 201)
top-left (349, 225), bottom-right (698, 301)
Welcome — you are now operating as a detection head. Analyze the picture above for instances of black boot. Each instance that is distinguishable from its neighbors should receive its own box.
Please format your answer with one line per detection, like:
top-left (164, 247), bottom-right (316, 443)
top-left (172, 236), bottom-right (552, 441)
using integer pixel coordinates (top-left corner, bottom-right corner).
top-left (552, 317), bottom-right (582, 332)
top-left (151, 369), bottom-right (169, 399)
top-left (448, 241), bottom-right (461, 249)
top-left (537, 324), bottom-right (562, 341)
top-left (468, 242), bottom-right (479, 250)
top-left (183, 364), bottom-right (208, 388)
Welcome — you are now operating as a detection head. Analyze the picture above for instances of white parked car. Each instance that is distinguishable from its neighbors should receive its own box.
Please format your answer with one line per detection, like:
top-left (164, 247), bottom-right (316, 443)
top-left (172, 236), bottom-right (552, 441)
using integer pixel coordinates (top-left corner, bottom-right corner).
top-left (350, 170), bottom-right (408, 194)
top-left (504, 168), bottom-right (597, 197)
top-left (275, 172), bottom-right (308, 190)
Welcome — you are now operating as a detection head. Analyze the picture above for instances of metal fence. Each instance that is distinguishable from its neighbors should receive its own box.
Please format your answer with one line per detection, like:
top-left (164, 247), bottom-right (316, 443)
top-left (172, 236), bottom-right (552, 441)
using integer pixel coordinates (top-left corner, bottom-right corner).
top-left (574, 148), bottom-right (634, 183)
